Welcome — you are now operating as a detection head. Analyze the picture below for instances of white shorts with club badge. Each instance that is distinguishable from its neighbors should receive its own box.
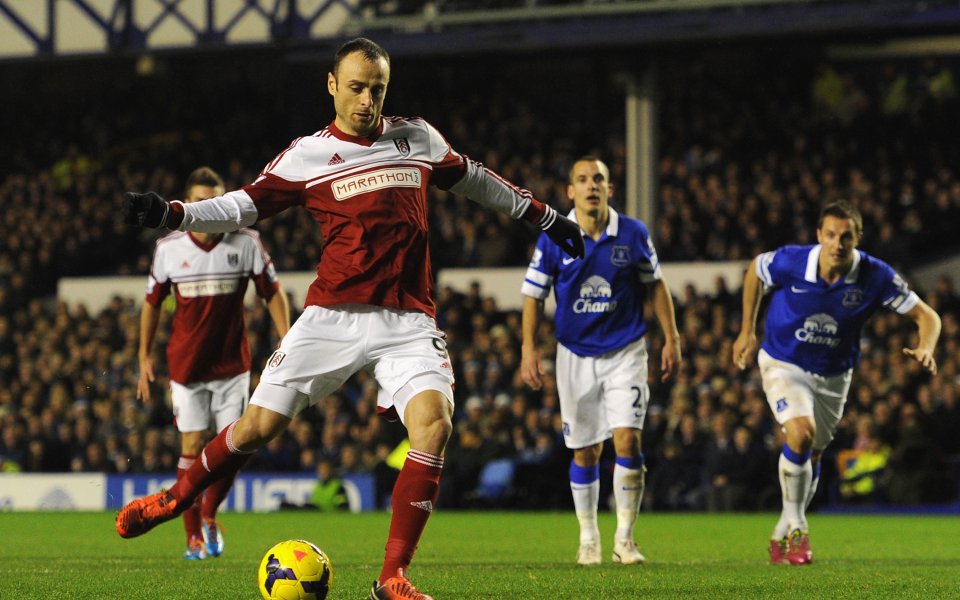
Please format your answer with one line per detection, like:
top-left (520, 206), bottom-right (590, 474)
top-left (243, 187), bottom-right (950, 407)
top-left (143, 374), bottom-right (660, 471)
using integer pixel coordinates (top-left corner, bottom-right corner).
top-left (171, 371), bottom-right (251, 434)
top-left (758, 348), bottom-right (852, 451)
top-left (556, 337), bottom-right (649, 449)
top-left (251, 304), bottom-right (455, 425)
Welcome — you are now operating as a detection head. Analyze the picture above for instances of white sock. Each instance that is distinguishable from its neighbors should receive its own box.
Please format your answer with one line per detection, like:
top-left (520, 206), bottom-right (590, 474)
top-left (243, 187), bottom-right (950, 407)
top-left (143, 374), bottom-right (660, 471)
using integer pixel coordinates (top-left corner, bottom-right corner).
top-left (778, 450), bottom-right (812, 534)
top-left (805, 460), bottom-right (821, 509)
top-left (570, 462), bottom-right (600, 544)
top-left (613, 460), bottom-right (645, 542)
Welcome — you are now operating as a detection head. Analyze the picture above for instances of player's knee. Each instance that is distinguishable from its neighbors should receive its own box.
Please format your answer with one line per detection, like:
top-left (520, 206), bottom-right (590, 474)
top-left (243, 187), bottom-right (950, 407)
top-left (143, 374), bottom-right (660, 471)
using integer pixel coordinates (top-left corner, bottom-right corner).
top-left (405, 393), bottom-right (453, 454)
top-left (233, 407), bottom-right (289, 451)
top-left (180, 433), bottom-right (205, 456)
top-left (785, 417), bottom-right (815, 451)
top-left (573, 444), bottom-right (602, 466)
top-left (612, 428), bottom-right (642, 455)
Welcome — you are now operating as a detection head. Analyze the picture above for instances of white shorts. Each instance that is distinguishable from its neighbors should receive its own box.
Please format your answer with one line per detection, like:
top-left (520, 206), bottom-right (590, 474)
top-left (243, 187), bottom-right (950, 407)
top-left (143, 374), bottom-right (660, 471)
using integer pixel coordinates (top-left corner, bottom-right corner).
top-left (556, 337), bottom-right (649, 449)
top-left (171, 371), bottom-right (250, 434)
top-left (251, 305), bottom-right (454, 425)
top-left (758, 349), bottom-right (852, 451)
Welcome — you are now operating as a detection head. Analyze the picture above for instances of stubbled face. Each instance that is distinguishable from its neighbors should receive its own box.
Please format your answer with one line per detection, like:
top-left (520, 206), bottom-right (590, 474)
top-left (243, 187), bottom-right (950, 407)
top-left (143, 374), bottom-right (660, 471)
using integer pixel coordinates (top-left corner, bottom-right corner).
top-left (567, 159), bottom-right (612, 220)
top-left (328, 52), bottom-right (389, 137)
top-left (185, 184), bottom-right (219, 204)
top-left (817, 214), bottom-right (860, 273)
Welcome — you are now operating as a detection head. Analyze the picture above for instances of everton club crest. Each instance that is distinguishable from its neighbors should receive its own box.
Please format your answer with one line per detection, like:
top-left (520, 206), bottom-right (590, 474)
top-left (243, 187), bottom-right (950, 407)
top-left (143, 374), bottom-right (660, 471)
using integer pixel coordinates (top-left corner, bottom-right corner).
top-left (393, 137), bottom-right (410, 157)
top-left (842, 287), bottom-right (864, 308)
top-left (611, 245), bottom-right (631, 267)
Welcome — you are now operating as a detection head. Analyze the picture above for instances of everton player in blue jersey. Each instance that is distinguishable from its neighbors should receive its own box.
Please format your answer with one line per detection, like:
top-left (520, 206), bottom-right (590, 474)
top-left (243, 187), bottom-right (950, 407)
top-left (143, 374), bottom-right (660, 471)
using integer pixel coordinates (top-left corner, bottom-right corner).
top-left (732, 200), bottom-right (941, 566)
top-left (521, 156), bottom-right (682, 566)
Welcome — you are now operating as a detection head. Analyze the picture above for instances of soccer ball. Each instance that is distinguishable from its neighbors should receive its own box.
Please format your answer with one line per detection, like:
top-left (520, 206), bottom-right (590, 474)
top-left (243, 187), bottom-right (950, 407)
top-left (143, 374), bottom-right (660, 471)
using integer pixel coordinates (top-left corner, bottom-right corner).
top-left (257, 539), bottom-right (333, 600)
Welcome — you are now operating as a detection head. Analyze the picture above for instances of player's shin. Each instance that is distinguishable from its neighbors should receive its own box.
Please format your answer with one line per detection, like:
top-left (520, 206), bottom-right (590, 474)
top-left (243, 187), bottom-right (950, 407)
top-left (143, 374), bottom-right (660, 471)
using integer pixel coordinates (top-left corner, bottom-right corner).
top-left (570, 461), bottom-right (601, 544)
top-left (170, 420), bottom-right (253, 505)
top-left (805, 459), bottom-right (822, 509)
top-left (178, 454), bottom-right (203, 543)
top-left (778, 445), bottom-right (813, 532)
top-left (380, 450), bottom-right (443, 584)
top-left (613, 455), bottom-right (645, 542)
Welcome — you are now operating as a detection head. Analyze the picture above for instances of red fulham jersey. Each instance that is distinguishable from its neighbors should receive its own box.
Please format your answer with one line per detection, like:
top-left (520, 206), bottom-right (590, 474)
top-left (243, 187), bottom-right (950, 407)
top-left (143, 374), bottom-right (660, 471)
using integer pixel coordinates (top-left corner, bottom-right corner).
top-left (241, 117), bottom-right (501, 316)
top-left (175, 116), bottom-right (541, 317)
top-left (145, 229), bottom-right (279, 384)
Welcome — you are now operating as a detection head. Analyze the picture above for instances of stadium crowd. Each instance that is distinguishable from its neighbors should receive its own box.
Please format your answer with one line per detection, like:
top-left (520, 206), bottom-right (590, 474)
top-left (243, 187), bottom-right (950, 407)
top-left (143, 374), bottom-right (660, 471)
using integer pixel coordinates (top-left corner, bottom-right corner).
top-left (1, 50), bottom-right (959, 510)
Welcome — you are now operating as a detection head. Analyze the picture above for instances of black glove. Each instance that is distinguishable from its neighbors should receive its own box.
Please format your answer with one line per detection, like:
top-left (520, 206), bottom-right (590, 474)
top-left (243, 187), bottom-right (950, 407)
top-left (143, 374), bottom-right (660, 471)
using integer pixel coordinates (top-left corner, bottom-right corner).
top-left (539, 206), bottom-right (584, 259)
top-left (122, 192), bottom-right (171, 228)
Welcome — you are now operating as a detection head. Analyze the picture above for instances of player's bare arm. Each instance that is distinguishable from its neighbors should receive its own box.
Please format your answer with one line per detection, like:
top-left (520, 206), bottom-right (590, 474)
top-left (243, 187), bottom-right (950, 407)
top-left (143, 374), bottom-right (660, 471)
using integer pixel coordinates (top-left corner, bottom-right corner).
top-left (902, 299), bottom-right (942, 375)
top-left (649, 278), bottom-right (682, 382)
top-left (137, 301), bottom-right (161, 402)
top-left (265, 289), bottom-right (292, 342)
top-left (733, 256), bottom-right (763, 370)
top-left (520, 296), bottom-right (546, 390)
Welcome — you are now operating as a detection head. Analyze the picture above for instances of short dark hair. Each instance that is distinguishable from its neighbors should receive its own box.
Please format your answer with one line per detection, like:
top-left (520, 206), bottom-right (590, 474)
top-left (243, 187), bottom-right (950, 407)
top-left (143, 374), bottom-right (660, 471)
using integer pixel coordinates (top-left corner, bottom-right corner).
top-left (333, 38), bottom-right (390, 77)
top-left (818, 199), bottom-right (863, 236)
top-left (184, 166), bottom-right (224, 197)
top-left (568, 155), bottom-right (607, 183)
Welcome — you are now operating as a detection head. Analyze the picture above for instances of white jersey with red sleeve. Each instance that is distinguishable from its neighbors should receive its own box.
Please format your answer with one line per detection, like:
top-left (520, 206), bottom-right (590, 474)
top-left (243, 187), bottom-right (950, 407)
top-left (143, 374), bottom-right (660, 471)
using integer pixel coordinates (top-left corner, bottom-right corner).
top-left (145, 228), bottom-right (280, 384)
top-left (175, 116), bottom-right (541, 317)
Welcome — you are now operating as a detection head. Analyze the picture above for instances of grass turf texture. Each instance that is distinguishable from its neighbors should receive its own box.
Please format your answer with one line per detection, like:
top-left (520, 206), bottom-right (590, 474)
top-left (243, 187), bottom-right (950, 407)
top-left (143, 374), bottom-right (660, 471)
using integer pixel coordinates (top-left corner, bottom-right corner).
top-left (0, 512), bottom-right (957, 599)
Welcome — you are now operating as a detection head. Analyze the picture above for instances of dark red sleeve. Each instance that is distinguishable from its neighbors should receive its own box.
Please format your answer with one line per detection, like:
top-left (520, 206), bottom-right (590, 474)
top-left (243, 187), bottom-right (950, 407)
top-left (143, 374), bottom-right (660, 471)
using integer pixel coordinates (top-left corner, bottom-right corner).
top-left (241, 173), bottom-right (306, 221)
top-left (431, 149), bottom-right (468, 191)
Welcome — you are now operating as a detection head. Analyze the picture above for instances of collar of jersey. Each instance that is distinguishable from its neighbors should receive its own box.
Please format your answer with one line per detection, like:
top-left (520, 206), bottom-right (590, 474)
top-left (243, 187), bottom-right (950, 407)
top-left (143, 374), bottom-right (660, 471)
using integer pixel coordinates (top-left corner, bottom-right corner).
top-left (804, 244), bottom-right (861, 284)
top-left (567, 206), bottom-right (619, 238)
top-left (326, 119), bottom-right (384, 146)
top-left (188, 232), bottom-right (224, 252)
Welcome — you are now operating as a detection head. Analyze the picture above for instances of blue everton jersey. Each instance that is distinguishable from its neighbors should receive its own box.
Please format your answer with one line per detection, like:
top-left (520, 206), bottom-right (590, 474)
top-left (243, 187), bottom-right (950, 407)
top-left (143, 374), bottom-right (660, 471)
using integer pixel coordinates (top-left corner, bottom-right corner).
top-left (757, 244), bottom-right (919, 376)
top-left (521, 208), bottom-right (661, 357)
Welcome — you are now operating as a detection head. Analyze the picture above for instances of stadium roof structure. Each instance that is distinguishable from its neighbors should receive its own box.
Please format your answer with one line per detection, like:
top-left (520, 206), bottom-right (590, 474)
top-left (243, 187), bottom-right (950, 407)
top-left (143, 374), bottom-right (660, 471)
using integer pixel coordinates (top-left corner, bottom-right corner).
top-left (2, 0), bottom-right (960, 62)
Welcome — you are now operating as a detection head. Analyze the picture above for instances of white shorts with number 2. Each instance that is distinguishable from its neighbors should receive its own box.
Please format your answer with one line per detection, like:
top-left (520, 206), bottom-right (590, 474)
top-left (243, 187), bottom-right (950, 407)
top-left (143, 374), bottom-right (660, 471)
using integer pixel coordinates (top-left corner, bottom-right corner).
top-left (556, 337), bottom-right (649, 449)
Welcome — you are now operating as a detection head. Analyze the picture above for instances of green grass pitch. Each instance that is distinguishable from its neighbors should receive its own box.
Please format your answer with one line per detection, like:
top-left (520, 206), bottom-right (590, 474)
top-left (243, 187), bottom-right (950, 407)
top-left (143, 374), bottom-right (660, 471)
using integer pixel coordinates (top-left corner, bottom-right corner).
top-left (1, 511), bottom-right (958, 599)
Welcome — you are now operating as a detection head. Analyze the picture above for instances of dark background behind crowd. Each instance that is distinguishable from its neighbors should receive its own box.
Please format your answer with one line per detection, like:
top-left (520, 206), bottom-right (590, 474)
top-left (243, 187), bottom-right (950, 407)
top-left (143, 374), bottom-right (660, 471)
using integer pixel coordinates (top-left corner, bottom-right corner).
top-left (1, 42), bottom-right (959, 512)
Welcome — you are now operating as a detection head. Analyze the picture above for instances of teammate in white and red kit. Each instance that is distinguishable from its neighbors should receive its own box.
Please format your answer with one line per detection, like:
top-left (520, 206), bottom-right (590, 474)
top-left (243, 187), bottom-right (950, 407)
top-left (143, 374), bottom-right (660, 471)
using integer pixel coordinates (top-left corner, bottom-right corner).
top-left (117, 38), bottom-right (583, 600)
top-left (137, 166), bottom-right (291, 561)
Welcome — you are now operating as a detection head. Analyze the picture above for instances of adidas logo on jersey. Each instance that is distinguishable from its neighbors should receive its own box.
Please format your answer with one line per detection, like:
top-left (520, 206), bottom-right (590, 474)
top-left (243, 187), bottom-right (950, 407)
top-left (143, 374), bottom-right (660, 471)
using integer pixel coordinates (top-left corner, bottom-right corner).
top-left (328, 153), bottom-right (345, 165)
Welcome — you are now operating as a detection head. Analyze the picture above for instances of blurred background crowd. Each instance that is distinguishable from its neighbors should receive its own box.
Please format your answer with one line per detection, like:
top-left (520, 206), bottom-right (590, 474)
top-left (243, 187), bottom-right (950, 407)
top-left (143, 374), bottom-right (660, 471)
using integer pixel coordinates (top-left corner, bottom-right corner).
top-left (1, 45), bottom-right (959, 512)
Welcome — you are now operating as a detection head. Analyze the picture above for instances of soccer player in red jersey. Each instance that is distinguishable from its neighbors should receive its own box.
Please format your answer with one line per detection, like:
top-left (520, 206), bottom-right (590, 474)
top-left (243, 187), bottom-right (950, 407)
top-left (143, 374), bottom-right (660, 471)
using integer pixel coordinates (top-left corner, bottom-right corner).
top-left (117, 38), bottom-right (583, 600)
top-left (138, 166), bottom-right (291, 560)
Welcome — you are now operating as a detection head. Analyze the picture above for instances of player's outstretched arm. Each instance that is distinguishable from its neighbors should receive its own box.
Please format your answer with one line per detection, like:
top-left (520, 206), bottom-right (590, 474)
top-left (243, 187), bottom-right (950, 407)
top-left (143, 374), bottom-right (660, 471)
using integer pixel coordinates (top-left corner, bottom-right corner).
top-left (122, 192), bottom-right (178, 228)
top-left (536, 205), bottom-right (585, 259)
top-left (445, 158), bottom-right (584, 259)
top-left (122, 189), bottom-right (261, 232)
top-left (902, 299), bottom-right (942, 375)
top-left (733, 257), bottom-right (763, 370)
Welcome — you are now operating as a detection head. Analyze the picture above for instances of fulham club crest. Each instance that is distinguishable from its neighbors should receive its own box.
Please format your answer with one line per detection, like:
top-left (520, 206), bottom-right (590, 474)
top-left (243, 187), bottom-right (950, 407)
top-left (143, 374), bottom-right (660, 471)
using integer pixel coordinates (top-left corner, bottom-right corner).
top-left (228, 253), bottom-right (239, 267)
top-left (393, 137), bottom-right (410, 157)
top-left (267, 350), bottom-right (286, 370)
